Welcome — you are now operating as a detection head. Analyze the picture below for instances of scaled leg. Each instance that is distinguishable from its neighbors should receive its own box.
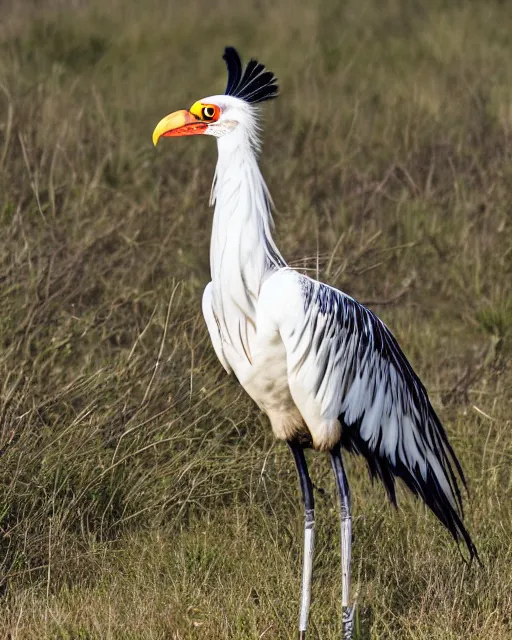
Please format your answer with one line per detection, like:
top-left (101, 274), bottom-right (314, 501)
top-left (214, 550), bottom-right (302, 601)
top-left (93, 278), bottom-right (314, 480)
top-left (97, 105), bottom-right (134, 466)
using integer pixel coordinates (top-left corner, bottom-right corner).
top-left (288, 440), bottom-right (315, 640)
top-left (330, 442), bottom-right (354, 640)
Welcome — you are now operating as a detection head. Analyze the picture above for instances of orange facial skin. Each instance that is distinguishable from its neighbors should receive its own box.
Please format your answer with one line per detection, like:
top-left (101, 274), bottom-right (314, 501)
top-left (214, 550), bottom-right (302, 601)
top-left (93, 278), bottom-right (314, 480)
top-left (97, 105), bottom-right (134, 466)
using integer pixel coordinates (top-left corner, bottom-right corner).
top-left (153, 103), bottom-right (220, 145)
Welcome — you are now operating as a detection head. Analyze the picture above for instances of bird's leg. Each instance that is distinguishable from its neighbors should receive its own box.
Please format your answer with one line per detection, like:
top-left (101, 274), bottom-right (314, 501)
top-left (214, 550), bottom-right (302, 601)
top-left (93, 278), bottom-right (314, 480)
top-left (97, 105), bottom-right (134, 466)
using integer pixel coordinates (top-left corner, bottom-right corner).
top-left (288, 440), bottom-right (315, 640)
top-left (330, 442), bottom-right (354, 640)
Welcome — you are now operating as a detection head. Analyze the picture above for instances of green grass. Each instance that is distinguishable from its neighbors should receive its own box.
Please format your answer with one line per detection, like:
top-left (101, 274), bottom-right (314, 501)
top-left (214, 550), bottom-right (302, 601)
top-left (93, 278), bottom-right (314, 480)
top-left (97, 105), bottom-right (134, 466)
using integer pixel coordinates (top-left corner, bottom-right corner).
top-left (0, 0), bottom-right (511, 637)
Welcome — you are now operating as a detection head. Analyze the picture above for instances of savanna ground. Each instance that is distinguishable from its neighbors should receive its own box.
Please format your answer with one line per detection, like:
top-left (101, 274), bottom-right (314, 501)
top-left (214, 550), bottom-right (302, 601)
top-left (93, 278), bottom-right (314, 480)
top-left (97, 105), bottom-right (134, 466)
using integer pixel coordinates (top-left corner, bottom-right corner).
top-left (0, 0), bottom-right (511, 638)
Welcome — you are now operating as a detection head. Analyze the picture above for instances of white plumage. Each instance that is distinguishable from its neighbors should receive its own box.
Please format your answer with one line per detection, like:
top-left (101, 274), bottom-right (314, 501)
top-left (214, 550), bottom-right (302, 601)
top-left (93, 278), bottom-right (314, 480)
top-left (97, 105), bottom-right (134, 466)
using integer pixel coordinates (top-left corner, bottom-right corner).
top-left (153, 46), bottom-right (477, 640)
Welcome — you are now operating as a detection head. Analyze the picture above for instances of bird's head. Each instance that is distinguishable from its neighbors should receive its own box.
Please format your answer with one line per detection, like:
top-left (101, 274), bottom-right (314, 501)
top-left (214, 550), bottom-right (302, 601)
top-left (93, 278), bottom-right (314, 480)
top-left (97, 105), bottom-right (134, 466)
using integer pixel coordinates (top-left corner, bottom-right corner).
top-left (152, 47), bottom-right (278, 146)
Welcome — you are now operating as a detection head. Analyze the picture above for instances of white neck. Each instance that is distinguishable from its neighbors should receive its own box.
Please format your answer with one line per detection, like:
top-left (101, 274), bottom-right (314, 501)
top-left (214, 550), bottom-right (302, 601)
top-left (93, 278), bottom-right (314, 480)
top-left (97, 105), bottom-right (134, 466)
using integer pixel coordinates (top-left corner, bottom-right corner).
top-left (209, 126), bottom-right (286, 340)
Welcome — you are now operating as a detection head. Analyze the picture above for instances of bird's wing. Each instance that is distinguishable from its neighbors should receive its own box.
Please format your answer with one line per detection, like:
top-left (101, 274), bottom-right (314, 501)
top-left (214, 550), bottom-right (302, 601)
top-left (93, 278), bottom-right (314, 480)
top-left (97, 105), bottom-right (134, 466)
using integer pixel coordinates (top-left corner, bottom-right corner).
top-left (262, 269), bottom-right (476, 558)
top-left (202, 282), bottom-right (232, 374)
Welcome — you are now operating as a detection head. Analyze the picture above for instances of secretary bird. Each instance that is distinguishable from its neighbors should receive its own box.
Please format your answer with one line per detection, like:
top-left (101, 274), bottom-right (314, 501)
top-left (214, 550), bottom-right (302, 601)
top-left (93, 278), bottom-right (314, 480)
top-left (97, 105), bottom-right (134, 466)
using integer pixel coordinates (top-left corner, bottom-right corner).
top-left (152, 46), bottom-right (477, 639)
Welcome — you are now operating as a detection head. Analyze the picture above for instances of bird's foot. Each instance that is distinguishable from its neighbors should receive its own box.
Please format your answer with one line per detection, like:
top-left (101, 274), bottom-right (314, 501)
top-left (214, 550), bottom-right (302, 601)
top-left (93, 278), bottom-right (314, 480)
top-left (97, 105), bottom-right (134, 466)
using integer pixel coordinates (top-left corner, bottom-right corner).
top-left (342, 605), bottom-right (355, 640)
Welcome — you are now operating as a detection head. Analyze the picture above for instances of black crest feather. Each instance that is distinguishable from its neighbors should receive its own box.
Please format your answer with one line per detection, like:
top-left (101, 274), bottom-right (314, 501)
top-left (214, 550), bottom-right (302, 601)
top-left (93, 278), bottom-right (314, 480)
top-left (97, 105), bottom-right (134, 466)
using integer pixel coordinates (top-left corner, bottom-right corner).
top-left (223, 47), bottom-right (279, 104)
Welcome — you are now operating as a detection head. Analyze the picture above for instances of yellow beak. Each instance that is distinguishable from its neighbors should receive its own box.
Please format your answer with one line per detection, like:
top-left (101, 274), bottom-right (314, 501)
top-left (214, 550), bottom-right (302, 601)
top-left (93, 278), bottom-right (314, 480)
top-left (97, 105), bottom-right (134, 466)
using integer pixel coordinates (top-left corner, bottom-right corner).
top-left (152, 109), bottom-right (208, 145)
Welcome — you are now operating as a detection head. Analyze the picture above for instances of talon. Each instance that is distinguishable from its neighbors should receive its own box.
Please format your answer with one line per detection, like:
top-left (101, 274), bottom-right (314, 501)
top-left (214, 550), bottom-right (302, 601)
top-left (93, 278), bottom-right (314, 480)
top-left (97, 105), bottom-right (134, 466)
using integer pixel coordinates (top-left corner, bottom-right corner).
top-left (342, 605), bottom-right (355, 639)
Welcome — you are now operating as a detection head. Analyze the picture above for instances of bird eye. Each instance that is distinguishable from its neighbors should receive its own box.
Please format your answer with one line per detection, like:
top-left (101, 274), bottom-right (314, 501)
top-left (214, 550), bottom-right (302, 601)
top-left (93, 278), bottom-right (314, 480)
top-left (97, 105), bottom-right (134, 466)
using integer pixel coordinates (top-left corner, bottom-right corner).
top-left (202, 106), bottom-right (216, 120)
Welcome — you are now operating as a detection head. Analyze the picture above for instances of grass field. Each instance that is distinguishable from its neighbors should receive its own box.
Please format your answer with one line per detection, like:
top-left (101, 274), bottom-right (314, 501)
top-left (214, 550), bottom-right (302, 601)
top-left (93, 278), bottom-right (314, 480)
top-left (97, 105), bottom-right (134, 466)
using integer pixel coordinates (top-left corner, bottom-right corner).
top-left (0, 0), bottom-right (511, 637)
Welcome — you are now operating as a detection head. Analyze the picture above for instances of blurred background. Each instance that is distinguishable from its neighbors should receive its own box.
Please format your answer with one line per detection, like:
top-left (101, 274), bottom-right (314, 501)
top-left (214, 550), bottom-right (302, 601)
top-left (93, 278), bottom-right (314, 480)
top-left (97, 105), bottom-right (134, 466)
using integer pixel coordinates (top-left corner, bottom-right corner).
top-left (0, 0), bottom-right (511, 637)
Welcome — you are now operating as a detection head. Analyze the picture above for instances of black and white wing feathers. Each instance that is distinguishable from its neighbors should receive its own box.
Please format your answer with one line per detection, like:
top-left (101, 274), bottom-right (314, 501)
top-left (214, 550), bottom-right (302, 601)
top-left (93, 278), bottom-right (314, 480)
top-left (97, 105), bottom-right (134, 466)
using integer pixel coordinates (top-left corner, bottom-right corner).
top-left (277, 273), bottom-right (477, 560)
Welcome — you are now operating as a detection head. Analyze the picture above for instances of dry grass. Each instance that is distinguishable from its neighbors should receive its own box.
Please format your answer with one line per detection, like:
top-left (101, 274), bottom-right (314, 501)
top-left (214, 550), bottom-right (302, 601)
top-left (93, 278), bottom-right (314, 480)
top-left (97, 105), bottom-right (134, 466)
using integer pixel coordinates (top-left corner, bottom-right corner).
top-left (0, 0), bottom-right (511, 638)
